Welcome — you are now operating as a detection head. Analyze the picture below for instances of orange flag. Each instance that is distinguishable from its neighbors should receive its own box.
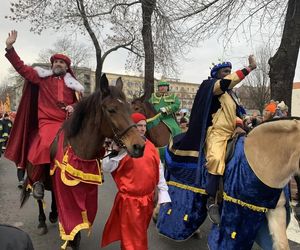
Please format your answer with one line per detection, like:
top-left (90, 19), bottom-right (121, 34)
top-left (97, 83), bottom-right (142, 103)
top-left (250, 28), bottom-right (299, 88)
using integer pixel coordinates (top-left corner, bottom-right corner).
top-left (4, 94), bottom-right (11, 113)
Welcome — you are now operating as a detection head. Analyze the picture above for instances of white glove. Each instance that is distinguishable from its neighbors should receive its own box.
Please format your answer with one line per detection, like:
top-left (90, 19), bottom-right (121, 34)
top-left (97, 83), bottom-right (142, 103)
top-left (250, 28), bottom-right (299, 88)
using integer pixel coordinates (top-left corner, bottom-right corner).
top-left (160, 107), bottom-right (167, 113)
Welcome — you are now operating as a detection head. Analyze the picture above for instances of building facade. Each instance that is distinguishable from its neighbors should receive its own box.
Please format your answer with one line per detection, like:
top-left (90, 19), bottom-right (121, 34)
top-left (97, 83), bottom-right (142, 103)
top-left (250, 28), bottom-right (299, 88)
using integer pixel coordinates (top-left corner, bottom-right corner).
top-left (3, 64), bottom-right (200, 112)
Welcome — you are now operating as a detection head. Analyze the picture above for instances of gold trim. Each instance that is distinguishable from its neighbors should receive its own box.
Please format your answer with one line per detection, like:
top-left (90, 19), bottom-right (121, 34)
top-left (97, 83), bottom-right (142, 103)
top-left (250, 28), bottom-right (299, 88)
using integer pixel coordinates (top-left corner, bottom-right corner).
top-left (183, 214), bottom-right (188, 221)
top-left (167, 181), bottom-right (207, 195)
top-left (168, 139), bottom-right (200, 157)
top-left (53, 147), bottom-right (103, 185)
top-left (223, 192), bottom-right (268, 213)
top-left (59, 211), bottom-right (91, 241)
top-left (231, 231), bottom-right (237, 239)
top-left (146, 113), bottom-right (162, 123)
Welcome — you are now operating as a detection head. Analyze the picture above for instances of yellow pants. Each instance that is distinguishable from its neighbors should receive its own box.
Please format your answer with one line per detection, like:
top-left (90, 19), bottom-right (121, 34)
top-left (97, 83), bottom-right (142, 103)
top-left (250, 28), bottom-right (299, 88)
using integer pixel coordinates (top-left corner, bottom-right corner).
top-left (205, 128), bottom-right (232, 175)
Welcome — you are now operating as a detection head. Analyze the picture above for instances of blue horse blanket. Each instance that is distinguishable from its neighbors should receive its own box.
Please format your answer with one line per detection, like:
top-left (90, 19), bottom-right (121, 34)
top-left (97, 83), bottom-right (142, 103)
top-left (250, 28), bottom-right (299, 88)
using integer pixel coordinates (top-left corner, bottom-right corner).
top-left (157, 137), bottom-right (283, 249)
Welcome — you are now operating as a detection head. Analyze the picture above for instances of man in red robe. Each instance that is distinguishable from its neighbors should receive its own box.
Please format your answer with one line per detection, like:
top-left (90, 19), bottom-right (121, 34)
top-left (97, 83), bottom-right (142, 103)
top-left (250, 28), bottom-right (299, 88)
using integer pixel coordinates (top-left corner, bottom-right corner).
top-left (4, 30), bottom-right (84, 200)
top-left (101, 112), bottom-right (171, 250)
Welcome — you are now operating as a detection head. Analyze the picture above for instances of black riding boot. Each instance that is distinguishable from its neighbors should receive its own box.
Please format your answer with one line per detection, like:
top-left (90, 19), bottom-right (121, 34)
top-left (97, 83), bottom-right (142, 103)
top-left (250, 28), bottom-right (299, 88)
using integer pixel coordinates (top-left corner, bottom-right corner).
top-left (206, 173), bottom-right (221, 225)
top-left (17, 169), bottom-right (25, 189)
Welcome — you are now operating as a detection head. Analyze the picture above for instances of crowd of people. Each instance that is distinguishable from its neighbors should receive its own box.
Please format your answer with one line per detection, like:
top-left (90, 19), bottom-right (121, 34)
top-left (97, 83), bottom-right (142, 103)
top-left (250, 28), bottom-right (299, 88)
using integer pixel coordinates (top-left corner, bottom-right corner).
top-left (1, 29), bottom-right (300, 249)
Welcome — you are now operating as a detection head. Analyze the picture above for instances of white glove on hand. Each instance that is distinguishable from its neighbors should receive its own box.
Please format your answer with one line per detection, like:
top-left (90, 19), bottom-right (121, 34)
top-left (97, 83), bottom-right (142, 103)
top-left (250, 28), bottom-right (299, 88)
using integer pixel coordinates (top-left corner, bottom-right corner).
top-left (160, 107), bottom-right (167, 113)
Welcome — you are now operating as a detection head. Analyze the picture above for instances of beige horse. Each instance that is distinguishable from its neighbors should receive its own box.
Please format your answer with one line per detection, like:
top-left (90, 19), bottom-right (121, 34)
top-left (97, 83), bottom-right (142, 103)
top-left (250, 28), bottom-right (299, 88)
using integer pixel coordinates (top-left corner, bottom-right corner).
top-left (245, 118), bottom-right (300, 249)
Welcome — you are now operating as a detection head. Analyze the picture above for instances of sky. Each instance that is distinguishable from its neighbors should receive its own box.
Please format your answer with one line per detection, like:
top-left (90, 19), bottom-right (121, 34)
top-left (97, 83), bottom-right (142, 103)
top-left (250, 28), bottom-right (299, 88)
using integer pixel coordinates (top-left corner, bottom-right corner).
top-left (1, 0), bottom-right (299, 86)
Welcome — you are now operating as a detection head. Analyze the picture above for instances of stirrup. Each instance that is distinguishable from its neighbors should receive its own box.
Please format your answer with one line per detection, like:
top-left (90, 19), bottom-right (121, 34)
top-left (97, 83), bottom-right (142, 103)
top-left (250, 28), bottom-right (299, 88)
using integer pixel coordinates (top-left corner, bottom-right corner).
top-left (32, 182), bottom-right (45, 200)
top-left (207, 203), bottom-right (221, 225)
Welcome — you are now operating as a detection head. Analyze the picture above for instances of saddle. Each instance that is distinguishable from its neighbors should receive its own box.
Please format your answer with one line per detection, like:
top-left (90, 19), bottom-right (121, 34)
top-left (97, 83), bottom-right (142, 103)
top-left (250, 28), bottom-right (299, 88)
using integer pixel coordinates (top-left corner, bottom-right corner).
top-left (225, 132), bottom-right (245, 164)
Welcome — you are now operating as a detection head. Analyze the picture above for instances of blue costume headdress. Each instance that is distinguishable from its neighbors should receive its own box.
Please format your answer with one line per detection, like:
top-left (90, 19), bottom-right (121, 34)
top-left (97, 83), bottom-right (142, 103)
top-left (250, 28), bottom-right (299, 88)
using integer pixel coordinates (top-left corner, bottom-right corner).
top-left (210, 61), bottom-right (232, 78)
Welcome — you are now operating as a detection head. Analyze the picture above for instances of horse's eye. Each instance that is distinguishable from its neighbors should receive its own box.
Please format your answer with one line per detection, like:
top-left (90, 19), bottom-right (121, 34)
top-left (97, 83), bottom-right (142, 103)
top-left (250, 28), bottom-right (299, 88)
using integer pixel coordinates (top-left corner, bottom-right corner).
top-left (107, 108), bottom-right (116, 114)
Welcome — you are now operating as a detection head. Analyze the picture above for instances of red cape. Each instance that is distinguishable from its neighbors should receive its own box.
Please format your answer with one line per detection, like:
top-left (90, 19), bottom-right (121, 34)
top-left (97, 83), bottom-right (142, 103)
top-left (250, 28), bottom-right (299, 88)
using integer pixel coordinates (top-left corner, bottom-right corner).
top-left (4, 81), bottom-right (39, 169)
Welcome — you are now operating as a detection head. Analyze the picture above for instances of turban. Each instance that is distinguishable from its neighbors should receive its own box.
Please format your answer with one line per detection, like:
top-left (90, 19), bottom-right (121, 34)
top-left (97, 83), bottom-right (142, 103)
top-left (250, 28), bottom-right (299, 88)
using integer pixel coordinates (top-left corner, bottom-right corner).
top-left (210, 61), bottom-right (232, 78)
top-left (131, 113), bottom-right (146, 124)
top-left (264, 103), bottom-right (277, 113)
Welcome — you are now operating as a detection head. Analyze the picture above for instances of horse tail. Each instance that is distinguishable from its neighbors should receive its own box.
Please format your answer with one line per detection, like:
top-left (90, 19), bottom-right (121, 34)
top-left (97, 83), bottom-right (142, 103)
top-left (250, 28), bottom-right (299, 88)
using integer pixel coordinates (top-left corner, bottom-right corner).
top-left (20, 178), bottom-right (31, 208)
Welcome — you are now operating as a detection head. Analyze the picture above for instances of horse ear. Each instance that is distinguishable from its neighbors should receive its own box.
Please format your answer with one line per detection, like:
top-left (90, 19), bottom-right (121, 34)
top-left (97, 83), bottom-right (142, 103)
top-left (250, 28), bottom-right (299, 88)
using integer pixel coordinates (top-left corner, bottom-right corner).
top-left (115, 77), bottom-right (123, 91)
top-left (100, 73), bottom-right (110, 96)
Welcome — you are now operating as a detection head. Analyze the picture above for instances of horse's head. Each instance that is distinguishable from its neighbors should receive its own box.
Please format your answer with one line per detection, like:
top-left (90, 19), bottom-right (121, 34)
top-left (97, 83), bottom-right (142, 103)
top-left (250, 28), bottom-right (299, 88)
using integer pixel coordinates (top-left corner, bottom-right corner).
top-left (101, 75), bottom-right (145, 158)
top-left (131, 96), bottom-right (146, 116)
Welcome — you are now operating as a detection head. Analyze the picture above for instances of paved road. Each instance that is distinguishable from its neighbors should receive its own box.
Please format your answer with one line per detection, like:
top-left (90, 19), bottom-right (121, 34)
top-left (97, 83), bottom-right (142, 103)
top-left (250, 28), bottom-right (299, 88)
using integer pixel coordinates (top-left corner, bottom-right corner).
top-left (0, 157), bottom-right (299, 250)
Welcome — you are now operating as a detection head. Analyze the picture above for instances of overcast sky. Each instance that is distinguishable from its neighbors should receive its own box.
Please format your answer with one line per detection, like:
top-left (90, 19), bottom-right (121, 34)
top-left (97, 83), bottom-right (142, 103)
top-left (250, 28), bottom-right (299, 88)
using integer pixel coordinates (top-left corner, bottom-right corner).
top-left (1, 0), bottom-right (299, 86)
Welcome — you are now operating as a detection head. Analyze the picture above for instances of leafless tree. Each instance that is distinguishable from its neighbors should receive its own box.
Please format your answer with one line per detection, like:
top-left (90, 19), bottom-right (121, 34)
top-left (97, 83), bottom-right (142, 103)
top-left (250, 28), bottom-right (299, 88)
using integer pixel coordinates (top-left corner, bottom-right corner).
top-left (7, 0), bottom-right (136, 90)
top-left (98, 0), bottom-right (190, 98)
top-left (38, 37), bottom-right (92, 67)
top-left (237, 46), bottom-right (272, 114)
top-left (161, 0), bottom-right (300, 113)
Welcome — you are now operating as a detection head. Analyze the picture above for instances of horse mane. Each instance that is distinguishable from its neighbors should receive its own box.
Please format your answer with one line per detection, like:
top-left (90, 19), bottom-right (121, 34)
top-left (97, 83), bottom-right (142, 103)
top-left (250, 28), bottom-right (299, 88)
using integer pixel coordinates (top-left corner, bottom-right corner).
top-left (63, 86), bottom-right (126, 138)
top-left (143, 100), bottom-right (158, 115)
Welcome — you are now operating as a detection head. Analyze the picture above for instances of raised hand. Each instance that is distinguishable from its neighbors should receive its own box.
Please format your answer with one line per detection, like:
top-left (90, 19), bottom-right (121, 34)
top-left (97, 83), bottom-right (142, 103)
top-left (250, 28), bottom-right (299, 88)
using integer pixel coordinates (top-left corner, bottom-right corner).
top-left (248, 55), bottom-right (257, 70)
top-left (6, 30), bottom-right (18, 49)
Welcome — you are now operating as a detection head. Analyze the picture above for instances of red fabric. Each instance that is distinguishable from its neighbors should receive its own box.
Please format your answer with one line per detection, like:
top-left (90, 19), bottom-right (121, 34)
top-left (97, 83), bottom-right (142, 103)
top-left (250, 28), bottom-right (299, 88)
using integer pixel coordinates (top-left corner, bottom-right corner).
top-left (4, 48), bottom-right (77, 167)
top-left (4, 80), bottom-right (38, 169)
top-left (51, 131), bottom-right (103, 240)
top-left (236, 69), bottom-right (246, 80)
top-left (101, 139), bottom-right (159, 250)
top-left (50, 54), bottom-right (71, 68)
top-left (131, 113), bottom-right (146, 124)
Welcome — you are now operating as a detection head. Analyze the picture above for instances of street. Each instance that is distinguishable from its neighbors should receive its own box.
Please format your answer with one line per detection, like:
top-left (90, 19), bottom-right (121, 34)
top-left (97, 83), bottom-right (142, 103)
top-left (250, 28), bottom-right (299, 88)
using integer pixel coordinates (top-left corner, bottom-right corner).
top-left (0, 157), bottom-right (299, 250)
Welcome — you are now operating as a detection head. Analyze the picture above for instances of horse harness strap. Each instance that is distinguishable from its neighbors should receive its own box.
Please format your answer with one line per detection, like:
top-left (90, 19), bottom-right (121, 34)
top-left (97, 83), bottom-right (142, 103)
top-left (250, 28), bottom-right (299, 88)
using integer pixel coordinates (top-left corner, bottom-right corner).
top-left (112, 124), bottom-right (137, 148)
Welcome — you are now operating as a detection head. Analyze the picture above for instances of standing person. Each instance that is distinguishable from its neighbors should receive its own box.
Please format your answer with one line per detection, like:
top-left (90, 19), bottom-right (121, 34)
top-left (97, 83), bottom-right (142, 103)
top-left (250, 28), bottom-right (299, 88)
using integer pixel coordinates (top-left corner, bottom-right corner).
top-left (263, 101), bottom-right (277, 121)
top-left (149, 81), bottom-right (181, 136)
top-left (4, 30), bottom-right (84, 200)
top-left (179, 117), bottom-right (189, 133)
top-left (185, 56), bottom-right (257, 224)
top-left (101, 112), bottom-right (171, 250)
top-left (2, 113), bottom-right (13, 152)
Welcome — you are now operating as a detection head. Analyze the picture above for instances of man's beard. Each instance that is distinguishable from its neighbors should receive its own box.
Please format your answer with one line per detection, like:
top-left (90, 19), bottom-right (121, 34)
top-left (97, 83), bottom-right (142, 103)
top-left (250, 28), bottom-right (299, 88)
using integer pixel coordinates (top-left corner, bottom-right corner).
top-left (52, 67), bottom-right (67, 76)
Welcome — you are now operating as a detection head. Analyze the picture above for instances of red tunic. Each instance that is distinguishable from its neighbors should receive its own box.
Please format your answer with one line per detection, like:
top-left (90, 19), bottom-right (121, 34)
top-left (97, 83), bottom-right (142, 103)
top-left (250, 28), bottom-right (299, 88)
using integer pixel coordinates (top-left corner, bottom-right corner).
top-left (5, 48), bottom-right (76, 165)
top-left (101, 140), bottom-right (160, 250)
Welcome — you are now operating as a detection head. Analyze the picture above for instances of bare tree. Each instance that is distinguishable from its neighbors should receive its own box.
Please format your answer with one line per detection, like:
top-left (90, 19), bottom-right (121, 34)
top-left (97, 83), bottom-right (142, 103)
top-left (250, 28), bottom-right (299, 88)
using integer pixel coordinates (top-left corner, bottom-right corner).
top-left (160, 0), bottom-right (300, 113)
top-left (38, 37), bottom-right (92, 67)
top-left (238, 46), bottom-right (272, 114)
top-left (7, 0), bottom-right (136, 90)
top-left (105, 0), bottom-right (191, 98)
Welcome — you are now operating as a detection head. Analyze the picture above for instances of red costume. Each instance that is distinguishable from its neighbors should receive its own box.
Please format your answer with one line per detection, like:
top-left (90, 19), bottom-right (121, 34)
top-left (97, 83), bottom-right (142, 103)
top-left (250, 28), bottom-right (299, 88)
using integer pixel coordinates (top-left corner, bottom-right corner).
top-left (101, 139), bottom-right (160, 250)
top-left (50, 130), bottom-right (104, 244)
top-left (4, 48), bottom-right (83, 184)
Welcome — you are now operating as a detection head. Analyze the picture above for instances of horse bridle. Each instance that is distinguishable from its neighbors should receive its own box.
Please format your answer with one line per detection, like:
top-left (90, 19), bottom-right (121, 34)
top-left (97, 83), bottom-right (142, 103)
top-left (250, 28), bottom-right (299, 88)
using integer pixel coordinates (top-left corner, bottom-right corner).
top-left (111, 123), bottom-right (137, 148)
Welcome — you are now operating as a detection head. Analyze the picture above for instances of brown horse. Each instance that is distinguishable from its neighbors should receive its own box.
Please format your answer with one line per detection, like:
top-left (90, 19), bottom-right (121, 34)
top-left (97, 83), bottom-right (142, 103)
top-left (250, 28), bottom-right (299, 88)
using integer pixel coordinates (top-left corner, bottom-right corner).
top-left (131, 96), bottom-right (171, 148)
top-left (24, 74), bottom-right (145, 249)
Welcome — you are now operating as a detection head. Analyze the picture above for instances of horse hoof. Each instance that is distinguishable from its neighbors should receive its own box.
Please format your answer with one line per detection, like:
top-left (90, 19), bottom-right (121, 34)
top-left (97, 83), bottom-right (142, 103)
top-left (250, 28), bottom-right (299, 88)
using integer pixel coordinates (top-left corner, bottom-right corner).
top-left (49, 211), bottom-right (58, 223)
top-left (37, 225), bottom-right (48, 235)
